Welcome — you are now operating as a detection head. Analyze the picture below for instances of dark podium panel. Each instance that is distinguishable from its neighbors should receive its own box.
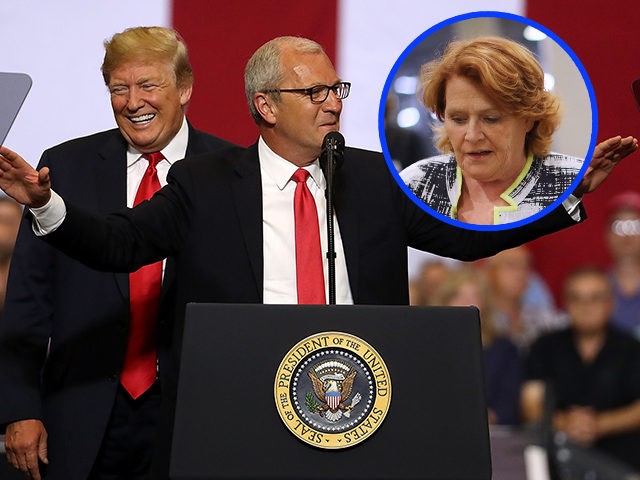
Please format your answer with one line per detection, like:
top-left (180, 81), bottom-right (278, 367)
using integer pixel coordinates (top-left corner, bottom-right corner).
top-left (170, 304), bottom-right (491, 480)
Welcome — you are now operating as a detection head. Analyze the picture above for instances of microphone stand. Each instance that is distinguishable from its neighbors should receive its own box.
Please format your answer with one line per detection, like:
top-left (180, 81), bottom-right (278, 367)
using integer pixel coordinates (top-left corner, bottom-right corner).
top-left (321, 132), bottom-right (344, 305)
top-left (324, 141), bottom-right (337, 305)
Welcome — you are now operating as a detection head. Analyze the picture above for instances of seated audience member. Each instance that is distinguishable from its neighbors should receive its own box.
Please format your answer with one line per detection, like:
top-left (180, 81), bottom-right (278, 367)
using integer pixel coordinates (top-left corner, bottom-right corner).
top-left (433, 268), bottom-right (522, 425)
top-left (606, 191), bottom-right (640, 339)
top-left (485, 245), bottom-right (565, 350)
top-left (0, 198), bottom-right (22, 312)
top-left (409, 259), bottom-right (452, 305)
top-left (521, 267), bottom-right (640, 471)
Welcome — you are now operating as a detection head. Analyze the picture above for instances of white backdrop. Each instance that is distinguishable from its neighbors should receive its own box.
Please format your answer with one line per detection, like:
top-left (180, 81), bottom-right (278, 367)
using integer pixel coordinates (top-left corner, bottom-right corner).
top-left (1, 0), bottom-right (170, 165)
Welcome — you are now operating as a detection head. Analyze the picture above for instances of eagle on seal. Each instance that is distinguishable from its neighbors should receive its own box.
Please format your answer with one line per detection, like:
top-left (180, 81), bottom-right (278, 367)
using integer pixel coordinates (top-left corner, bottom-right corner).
top-left (308, 368), bottom-right (357, 415)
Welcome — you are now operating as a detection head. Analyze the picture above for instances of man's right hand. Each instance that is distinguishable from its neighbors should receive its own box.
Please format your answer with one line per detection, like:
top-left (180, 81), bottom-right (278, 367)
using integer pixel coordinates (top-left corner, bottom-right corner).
top-left (5, 419), bottom-right (48, 480)
top-left (0, 146), bottom-right (51, 208)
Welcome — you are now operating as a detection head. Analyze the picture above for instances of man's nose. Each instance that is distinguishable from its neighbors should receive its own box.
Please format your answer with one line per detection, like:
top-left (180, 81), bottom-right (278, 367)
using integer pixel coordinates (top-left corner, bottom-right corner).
top-left (126, 87), bottom-right (145, 111)
top-left (322, 88), bottom-right (342, 113)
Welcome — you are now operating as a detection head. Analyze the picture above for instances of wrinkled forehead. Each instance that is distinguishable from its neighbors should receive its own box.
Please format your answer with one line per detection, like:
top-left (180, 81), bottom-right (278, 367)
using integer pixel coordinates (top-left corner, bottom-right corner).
top-left (108, 59), bottom-right (175, 82)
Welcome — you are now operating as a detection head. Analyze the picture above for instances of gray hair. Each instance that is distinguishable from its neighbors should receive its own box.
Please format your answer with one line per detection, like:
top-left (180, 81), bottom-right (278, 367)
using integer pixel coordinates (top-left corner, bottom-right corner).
top-left (244, 36), bottom-right (325, 123)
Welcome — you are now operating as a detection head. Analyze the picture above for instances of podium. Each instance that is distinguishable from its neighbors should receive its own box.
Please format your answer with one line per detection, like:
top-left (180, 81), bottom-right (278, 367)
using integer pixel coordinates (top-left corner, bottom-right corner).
top-left (170, 304), bottom-right (491, 479)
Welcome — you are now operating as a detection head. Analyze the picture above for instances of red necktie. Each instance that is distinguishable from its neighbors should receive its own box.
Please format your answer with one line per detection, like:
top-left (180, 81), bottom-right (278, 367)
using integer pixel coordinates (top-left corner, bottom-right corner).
top-left (291, 168), bottom-right (326, 304)
top-left (121, 152), bottom-right (164, 399)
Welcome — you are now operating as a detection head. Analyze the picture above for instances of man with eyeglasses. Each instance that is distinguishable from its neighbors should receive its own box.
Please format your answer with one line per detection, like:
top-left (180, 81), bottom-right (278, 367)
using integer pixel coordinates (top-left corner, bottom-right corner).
top-left (0, 35), bottom-right (636, 475)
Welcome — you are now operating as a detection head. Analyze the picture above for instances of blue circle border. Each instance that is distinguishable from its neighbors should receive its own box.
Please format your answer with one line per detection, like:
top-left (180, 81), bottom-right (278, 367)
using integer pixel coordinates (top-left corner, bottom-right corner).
top-left (378, 10), bottom-right (598, 231)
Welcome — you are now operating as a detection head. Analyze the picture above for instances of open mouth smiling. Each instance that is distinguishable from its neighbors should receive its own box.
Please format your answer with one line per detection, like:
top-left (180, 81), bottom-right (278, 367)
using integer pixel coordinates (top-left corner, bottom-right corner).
top-left (129, 113), bottom-right (156, 124)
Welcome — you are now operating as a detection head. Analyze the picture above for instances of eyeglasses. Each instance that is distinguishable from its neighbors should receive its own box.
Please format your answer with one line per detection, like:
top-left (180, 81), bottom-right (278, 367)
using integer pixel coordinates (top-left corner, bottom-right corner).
top-left (265, 82), bottom-right (351, 103)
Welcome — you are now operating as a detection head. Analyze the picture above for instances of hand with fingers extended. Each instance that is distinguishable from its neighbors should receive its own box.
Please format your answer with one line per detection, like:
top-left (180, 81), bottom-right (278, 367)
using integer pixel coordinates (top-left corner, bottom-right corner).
top-left (5, 419), bottom-right (48, 480)
top-left (574, 135), bottom-right (639, 197)
top-left (0, 146), bottom-right (51, 208)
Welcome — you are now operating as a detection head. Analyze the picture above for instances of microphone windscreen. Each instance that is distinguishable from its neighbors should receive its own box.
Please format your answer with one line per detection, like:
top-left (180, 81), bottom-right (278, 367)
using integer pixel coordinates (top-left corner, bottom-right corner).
top-left (322, 131), bottom-right (345, 158)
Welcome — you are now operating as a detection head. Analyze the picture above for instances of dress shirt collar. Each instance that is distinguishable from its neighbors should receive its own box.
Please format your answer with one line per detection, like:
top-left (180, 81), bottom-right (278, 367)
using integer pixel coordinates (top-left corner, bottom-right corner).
top-left (258, 136), bottom-right (325, 190)
top-left (126, 116), bottom-right (189, 167)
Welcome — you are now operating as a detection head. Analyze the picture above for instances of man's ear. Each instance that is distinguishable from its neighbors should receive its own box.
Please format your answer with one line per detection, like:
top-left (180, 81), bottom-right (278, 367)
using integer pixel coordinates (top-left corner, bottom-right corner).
top-left (179, 82), bottom-right (193, 107)
top-left (254, 93), bottom-right (277, 125)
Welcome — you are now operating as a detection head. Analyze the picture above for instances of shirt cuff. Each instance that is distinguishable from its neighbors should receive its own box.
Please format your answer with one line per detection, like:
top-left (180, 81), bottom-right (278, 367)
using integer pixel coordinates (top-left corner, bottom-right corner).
top-left (30, 190), bottom-right (66, 236)
top-left (562, 194), bottom-right (582, 223)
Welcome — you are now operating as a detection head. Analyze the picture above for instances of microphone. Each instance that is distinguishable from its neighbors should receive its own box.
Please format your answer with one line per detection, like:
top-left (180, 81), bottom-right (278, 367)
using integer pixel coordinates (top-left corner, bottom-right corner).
top-left (320, 131), bottom-right (345, 173)
top-left (319, 131), bottom-right (344, 305)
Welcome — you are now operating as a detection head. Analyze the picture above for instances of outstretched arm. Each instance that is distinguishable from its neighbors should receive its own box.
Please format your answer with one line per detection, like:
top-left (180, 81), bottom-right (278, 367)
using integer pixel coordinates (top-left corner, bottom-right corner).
top-left (574, 135), bottom-right (638, 197)
top-left (0, 146), bottom-right (51, 208)
top-left (1, 145), bottom-right (190, 273)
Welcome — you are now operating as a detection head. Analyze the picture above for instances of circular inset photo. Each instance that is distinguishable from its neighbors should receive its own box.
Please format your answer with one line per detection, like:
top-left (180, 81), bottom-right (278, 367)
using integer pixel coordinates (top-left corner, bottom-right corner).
top-left (379, 11), bottom-right (596, 231)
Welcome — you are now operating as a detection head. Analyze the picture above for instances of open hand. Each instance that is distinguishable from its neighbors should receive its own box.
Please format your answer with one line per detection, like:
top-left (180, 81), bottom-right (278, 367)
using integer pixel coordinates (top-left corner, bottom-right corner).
top-left (0, 146), bottom-right (51, 208)
top-left (574, 136), bottom-right (638, 197)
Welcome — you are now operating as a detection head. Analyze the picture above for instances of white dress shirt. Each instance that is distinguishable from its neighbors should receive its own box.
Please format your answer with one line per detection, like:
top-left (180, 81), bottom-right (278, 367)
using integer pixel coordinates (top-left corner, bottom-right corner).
top-left (126, 116), bottom-right (189, 206)
top-left (259, 137), bottom-right (353, 304)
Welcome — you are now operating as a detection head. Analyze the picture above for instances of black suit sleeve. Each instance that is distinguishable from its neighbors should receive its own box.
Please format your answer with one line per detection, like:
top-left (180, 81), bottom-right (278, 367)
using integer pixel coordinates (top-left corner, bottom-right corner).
top-left (393, 172), bottom-right (581, 261)
top-left (45, 160), bottom-right (197, 273)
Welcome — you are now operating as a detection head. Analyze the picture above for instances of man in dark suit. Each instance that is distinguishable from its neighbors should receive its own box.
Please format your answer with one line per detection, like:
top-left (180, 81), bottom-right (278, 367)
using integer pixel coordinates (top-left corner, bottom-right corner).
top-left (0, 36), bottom-right (636, 477)
top-left (0, 26), bottom-right (233, 480)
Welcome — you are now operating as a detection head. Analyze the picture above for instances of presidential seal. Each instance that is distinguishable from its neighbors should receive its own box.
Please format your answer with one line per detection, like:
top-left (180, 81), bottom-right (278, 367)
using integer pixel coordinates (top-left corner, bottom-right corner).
top-left (274, 331), bottom-right (391, 449)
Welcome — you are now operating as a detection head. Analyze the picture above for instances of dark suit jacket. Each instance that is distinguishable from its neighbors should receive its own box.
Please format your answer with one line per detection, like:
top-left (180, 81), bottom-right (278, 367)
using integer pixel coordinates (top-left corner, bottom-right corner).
top-left (0, 124), bottom-right (233, 480)
top-left (41, 142), bottom-right (580, 476)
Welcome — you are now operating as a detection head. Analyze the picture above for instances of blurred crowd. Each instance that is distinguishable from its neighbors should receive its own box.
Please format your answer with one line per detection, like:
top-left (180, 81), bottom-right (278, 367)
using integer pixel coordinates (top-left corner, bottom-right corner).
top-left (409, 191), bottom-right (640, 473)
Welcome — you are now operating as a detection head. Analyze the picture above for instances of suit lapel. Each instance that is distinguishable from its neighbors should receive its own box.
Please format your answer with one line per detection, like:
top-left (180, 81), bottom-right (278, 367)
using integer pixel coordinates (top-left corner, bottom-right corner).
top-left (231, 143), bottom-right (264, 301)
top-left (184, 122), bottom-right (203, 157)
top-left (95, 132), bottom-right (129, 299)
top-left (95, 133), bottom-right (128, 212)
top-left (160, 123), bottom-right (200, 302)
